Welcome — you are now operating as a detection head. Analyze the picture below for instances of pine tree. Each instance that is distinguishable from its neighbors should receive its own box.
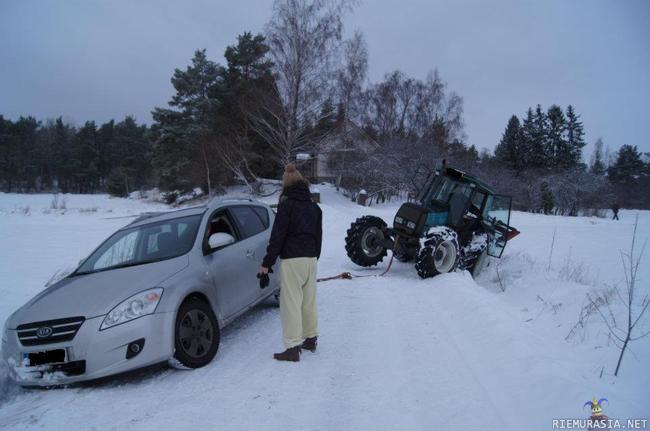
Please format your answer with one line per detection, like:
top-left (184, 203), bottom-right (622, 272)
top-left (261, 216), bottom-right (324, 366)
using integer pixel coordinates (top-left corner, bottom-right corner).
top-left (495, 115), bottom-right (524, 172)
top-left (71, 121), bottom-right (100, 192)
top-left (52, 118), bottom-right (75, 192)
top-left (152, 49), bottom-right (225, 193)
top-left (221, 32), bottom-right (279, 180)
top-left (565, 105), bottom-right (585, 167)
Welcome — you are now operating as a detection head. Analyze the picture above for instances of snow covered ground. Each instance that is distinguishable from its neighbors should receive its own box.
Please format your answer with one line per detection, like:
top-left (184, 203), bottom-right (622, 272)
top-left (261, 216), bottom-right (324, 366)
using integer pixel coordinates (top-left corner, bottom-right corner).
top-left (0, 187), bottom-right (648, 430)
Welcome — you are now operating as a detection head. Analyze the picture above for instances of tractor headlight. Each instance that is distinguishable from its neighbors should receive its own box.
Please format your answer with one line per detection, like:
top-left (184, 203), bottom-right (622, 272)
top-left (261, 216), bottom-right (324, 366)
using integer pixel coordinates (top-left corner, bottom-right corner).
top-left (407, 221), bottom-right (416, 229)
top-left (395, 216), bottom-right (404, 224)
top-left (100, 288), bottom-right (163, 330)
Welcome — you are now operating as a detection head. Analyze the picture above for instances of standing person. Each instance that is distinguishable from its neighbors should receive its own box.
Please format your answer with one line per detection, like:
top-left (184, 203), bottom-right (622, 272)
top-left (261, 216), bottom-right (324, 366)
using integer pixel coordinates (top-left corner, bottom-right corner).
top-left (259, 164), bottom-right (322, 362)
top-left (612, 202), bottom-right (620, 220)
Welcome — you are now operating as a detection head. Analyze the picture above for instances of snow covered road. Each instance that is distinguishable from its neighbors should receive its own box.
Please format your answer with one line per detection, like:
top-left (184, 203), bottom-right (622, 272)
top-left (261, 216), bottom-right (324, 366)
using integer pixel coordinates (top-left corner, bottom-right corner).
top-left (0, 188), bottom-right (648, 430)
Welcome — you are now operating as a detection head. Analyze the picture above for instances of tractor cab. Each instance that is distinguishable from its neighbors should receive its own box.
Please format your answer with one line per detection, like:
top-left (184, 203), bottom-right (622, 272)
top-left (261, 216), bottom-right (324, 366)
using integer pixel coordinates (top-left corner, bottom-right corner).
top-left (419, 168), bottom-right (516, 256)
top-left (412, 167), bottom-right (518, 258)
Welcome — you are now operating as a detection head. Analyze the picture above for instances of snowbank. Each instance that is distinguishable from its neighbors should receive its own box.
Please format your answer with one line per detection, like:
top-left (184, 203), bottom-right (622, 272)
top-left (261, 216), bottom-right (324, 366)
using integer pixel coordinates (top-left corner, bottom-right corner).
top-left (0, 187), bottom-right (647, 430)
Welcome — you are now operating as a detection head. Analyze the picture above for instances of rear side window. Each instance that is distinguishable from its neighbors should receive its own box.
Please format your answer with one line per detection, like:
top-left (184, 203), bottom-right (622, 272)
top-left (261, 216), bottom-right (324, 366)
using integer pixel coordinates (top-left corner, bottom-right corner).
top-left (251, 206), bottom-right (269, 228)
top-left (230, 206), bottom-right (266, 239)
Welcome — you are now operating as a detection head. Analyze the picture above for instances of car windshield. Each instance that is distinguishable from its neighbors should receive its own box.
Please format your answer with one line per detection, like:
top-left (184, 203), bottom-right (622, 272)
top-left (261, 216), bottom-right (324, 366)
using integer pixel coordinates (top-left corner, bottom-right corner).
top-left (74, 214), bottom-right (202, 275)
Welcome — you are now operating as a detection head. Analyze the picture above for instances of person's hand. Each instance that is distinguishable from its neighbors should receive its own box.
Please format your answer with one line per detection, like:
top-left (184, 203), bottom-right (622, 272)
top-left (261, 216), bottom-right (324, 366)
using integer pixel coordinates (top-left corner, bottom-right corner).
top-left (257, 266), bottom-right (272, 289)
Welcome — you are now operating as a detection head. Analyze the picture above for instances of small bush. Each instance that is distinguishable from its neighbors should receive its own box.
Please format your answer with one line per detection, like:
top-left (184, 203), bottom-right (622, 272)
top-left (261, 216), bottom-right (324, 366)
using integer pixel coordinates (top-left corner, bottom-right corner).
top-left (107, 169), bottom-right (128, 197)
top-left (164, 192), bottom-right (178, 205)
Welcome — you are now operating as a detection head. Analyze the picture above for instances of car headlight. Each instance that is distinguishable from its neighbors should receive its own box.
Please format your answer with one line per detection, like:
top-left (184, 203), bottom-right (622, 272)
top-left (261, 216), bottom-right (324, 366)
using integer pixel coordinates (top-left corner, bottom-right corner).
top-left (100, 288), bottom-right (163, 330)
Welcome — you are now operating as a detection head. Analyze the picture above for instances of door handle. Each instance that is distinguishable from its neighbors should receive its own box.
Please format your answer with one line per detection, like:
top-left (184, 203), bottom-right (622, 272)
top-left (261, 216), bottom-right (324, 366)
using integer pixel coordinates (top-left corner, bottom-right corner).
top-left (246, 250), bottom-right (255, 259)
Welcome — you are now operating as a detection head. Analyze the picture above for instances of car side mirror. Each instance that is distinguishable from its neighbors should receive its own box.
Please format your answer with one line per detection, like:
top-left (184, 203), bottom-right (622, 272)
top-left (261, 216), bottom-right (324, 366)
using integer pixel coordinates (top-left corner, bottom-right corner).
top-left (208, 232), bottom-right (235, 250)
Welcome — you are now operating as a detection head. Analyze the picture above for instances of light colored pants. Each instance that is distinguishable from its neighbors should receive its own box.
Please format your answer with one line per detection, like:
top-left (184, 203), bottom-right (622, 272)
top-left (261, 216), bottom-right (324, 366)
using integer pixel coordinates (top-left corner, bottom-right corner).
top-left (279, 257), bottom-right (318, 348)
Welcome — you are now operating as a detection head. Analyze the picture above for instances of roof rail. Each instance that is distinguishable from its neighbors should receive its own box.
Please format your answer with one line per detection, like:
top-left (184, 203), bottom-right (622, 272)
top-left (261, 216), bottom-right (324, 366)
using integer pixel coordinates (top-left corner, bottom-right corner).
top-left (128, 211), bottom-right (169, 225)
top-left (208, 194), bottom-right (256, 205)
top-left (126, 205), bottom-right (207, 225)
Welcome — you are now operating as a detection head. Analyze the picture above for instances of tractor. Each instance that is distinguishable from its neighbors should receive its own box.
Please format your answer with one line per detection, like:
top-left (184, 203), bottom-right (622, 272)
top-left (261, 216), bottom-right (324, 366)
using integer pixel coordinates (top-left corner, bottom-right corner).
top-left (344, 165), bottom-right (520, 278)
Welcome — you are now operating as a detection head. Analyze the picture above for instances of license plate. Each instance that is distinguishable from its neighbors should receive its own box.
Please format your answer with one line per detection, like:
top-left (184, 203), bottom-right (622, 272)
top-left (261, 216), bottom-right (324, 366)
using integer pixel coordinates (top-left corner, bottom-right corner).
top-left (23, 349), bottom-right (66, 367)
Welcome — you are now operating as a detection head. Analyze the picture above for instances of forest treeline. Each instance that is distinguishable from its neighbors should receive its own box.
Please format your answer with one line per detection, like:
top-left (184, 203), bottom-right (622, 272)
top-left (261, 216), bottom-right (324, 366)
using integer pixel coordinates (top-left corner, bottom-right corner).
top-left (1, 0), bottom-right (648, 212)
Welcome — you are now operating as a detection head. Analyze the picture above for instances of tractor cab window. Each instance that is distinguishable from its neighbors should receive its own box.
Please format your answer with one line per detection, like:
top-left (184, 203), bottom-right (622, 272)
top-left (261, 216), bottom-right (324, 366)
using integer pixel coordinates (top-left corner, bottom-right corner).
top-left (417, 172), bottom-right (439, 203)
top-left (470, 191), bottom-right (485, 216)
top-left (487, 195), bottom-right (512, 227)
top-left (485, 195), bottom-right (513, 258)
top-left (431, 178), bottom-right (471, 204)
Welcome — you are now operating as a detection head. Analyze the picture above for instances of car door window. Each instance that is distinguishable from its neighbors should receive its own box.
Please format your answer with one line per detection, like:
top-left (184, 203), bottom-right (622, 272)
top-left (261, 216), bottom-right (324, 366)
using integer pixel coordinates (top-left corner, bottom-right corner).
top-left (205, 210), bottom-right (239, 244)
top-left (230, 206), bottom-right (266, 239)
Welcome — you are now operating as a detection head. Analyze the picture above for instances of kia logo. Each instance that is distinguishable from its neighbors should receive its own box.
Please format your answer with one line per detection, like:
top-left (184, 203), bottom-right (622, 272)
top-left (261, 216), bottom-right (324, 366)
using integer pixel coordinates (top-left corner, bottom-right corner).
top-left (36, 327), bottom-right (53, 338)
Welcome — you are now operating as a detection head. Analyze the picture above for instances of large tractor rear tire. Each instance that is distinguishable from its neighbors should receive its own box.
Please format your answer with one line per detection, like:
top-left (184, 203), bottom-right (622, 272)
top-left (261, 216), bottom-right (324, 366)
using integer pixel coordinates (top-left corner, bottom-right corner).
top-left (415, 228), bottom-right (460, 279)
top-left (345, 216), bottom-right (388, 267)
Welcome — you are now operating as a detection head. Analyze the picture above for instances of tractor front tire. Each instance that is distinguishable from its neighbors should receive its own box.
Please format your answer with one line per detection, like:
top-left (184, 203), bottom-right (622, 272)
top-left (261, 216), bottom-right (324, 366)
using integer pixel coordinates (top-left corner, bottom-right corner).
top-left (394, 238), bottom-right (420, 263)
top-left (469, 248), bottom-right (489, 278)
top-left (415, 229), bottom-right (460, 279)
top-left (345, 216), bottom-right (388, 267)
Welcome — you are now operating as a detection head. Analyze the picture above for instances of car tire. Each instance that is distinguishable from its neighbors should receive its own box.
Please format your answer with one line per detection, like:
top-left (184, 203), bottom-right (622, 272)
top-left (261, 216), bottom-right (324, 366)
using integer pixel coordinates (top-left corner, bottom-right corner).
top-left (174, 296), bottom-right (220, 369)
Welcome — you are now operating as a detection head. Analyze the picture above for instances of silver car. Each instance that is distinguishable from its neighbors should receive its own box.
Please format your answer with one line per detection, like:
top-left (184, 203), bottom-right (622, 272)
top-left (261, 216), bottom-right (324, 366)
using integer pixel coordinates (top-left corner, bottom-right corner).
top-left (1, 198), bottom-right (279, 386)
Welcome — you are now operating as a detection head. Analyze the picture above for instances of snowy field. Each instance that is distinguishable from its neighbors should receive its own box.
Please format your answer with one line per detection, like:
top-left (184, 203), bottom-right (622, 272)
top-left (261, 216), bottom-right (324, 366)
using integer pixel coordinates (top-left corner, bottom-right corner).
top-left (0, 187), bottom-right (648, 430)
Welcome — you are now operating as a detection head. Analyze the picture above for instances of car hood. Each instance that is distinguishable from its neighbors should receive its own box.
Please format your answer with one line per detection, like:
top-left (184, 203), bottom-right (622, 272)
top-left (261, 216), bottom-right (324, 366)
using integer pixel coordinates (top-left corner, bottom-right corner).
top-left (5, 256), bottom-right (189, 329)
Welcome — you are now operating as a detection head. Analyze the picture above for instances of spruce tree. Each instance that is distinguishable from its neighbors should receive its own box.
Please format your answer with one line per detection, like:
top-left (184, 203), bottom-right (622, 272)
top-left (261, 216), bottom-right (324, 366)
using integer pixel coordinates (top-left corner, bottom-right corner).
top-left (495, 115), bottom-right (524, 172)
top-left (590, 138), bottom-right (606, 176)
top-left (608, 145), bottom-right (644, 184)
top-left (540, 181), bottom-right (554, 214)
top-left (565, 105), bottom-right (585, 167)
top-left (546, 105), bottom-right (567, 168)
top-left (520, 108), bottom-right (536, 169)
top-left (530, 105), bottom-right (548, 168)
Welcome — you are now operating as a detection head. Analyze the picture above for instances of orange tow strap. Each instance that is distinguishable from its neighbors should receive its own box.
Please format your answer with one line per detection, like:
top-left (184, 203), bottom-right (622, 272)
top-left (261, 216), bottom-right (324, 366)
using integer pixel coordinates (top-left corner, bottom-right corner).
top-left (316, 235), bottom-right (400, 283)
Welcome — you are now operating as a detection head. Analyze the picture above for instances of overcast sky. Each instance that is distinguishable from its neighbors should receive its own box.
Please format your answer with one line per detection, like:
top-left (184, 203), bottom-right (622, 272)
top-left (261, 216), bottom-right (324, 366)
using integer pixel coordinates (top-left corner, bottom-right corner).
top-left (1, 0), bottom-right (649, 157)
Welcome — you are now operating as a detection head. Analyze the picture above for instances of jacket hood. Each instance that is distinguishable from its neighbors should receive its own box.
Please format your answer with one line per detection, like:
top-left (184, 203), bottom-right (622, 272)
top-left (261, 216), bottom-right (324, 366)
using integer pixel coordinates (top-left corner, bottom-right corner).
top-left (282, 181), bottom-right (312, 202)
top-left (5, 255), bottom-right (189, 329)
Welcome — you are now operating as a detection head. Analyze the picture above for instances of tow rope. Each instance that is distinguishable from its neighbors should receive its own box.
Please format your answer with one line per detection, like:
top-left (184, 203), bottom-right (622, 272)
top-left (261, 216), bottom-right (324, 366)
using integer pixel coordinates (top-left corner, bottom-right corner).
top-left (316, 235), bottom-right (400, 283)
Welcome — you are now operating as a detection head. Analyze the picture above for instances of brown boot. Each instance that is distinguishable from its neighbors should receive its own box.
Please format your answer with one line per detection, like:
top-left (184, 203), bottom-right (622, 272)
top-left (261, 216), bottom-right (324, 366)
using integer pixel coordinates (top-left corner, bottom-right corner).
top-left (273, 345), bottom-right (301, 362)
top-left (301, 337), bottom-right (317, 353)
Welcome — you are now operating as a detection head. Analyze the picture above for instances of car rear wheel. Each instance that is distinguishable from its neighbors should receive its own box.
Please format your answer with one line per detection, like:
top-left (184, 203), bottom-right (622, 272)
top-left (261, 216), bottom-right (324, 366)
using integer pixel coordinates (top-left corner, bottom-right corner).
top-left (174, 297), bottom-right (220, 368)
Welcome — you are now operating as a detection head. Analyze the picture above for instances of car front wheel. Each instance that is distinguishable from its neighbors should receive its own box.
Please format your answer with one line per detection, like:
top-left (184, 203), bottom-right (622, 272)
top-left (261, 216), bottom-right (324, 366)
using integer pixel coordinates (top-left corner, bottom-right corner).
top-left (174, 297), bottom-right (220, 368)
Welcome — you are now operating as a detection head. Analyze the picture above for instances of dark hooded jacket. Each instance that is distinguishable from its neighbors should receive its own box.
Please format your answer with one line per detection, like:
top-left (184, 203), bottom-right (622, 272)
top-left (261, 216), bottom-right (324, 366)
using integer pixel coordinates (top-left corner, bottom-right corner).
top-left (262, 181), bottom-right (322, 268)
